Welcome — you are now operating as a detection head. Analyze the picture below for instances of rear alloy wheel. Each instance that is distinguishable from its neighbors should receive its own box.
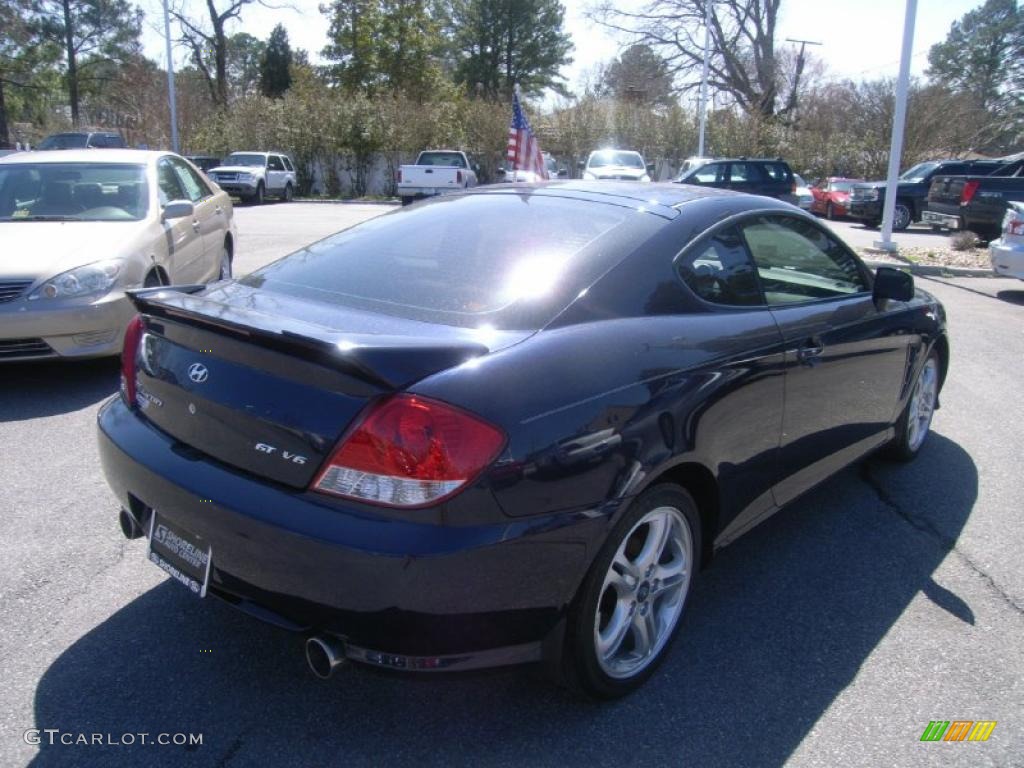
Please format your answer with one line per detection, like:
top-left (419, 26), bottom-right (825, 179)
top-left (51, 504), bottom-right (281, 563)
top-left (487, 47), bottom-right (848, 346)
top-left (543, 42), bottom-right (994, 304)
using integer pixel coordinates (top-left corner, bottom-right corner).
top-left (283, 183), bottom-right (293, 202)
top-left (893, 202), bottom-right (912, 231)
top-left (565, 485), bottom-right (699, 698)
top-left (885, 352), bottom-right (939, 461)
top-left (826, 202), bottom-right (835, 220)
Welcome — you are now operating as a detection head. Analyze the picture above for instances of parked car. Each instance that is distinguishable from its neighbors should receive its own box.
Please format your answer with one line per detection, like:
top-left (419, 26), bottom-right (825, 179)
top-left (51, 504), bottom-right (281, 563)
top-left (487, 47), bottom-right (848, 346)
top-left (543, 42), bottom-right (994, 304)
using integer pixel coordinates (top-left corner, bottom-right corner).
top-left (207, 151), bottom-right (296, 204)
top-left (397, 150), bottom-right (479, 205)
top-left (793, 174), bottom-right (814, 210)
top-left (499, 151), bottom-right (566, 182)
top-left (580, 149), bottom-right (653, 181)
top-left (37, 131), bottom-right (126, 150)
top-left (922, 159), bottom-right (1024, 240)
top-left (185, 155), bottom-right (222, 174)
top-left (676, 157), bottom-right (796, 201)
top-left (99, 180), bottom-right (947, 698)
top-left (810, 177), bottom-right (864, 219)
top-left (0, 149), bottom-right (236, 360)
top-left (678, 156), bottom-right (715, 175)
top-left (989, 201), bottom-right (1024, 279)
top-left (847, 159), bottom-right (1008, 231)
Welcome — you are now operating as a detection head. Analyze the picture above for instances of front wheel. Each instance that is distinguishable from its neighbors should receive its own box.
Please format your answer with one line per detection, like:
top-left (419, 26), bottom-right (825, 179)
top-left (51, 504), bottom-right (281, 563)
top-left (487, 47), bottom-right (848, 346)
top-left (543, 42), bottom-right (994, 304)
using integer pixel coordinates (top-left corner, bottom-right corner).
top-left (564, 485), bottom-right (700, 698)
top-left (826, 202), bottom-right (835, 220)
top-left (217, 244), bottom-right (232, 281)
top-left (884, 352), bottom-right (939, 461)
top-left (253, 182), bottom-right (265, 205)
top-left (893, 202), bottom-right (912, 231)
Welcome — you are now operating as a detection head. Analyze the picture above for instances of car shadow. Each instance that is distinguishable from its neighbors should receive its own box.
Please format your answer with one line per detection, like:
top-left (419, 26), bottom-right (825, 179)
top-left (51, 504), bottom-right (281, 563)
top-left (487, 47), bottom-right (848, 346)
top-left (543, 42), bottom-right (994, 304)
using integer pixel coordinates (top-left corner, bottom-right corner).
top-left (29, 433), bottom-right (976, 768)
top-left (996, 289), bottom-right (1024, 306)
top-left (0, 358), bottom-right (119, 421)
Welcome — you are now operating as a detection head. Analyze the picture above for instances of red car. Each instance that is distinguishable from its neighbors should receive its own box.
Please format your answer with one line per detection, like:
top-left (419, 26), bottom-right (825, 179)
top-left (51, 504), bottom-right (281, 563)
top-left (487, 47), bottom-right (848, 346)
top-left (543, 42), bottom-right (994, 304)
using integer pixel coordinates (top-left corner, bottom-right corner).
top-left (811, 177), bottom-right (864, 219)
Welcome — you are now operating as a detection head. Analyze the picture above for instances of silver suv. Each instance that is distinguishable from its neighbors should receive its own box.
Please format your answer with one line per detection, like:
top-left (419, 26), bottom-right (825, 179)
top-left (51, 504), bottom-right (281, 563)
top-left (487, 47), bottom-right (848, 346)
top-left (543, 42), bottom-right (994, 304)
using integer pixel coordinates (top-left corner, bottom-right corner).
top-left (208, 151), bottom-right (296, 204)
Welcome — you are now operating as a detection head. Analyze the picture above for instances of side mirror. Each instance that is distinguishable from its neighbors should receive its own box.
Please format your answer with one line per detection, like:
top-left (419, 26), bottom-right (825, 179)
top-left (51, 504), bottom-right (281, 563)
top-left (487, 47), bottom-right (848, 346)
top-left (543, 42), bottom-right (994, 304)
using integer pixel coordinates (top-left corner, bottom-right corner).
top-left (873, 266), bottom-right (914, 302)
top-left (162, 200), bottom-right (194, 220)
top-left (557, 168), bottom-right (569, 178)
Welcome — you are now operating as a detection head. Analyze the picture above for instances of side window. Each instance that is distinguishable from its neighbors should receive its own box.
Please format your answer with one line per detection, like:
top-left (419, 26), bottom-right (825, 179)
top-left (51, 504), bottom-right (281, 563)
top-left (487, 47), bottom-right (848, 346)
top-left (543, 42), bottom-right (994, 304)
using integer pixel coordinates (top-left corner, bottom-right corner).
top-left (763, 163), bottom-right (790, 182)
top-left (691, 163), bottom-right (725, 184)
top-left (170, 158), bottom-right (211, 202)
top-left (740, 215), bottom-right (869, 305)
top-left (268, 155), bottom-right (284, 171)
top-left (677, 226), bottom-right (764, 306)
top-left (729, 162), bottom-right (759, 183)
top-left (157, 160), bottom-right (185, 205)
top-left (281, 156), bottom-right (294, 172)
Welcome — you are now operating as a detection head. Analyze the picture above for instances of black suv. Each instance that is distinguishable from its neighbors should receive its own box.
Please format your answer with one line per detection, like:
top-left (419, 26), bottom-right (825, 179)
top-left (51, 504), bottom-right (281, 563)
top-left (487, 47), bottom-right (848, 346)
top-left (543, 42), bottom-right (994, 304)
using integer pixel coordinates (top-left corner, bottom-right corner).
top-left (37, 131), bottom-right (126, 150)
top-left (675, 158), bottom-right (796, 200)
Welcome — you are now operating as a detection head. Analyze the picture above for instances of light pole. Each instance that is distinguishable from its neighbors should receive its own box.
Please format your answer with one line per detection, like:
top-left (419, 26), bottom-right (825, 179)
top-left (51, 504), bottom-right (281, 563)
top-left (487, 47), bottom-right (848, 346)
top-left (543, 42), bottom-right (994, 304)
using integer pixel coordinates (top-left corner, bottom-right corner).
top-left (697, 0), bottom-right (711, 157)
top-left (162, 0), bottom-right (179, 152)
top-left (875, 0), bottom-right (918, 252)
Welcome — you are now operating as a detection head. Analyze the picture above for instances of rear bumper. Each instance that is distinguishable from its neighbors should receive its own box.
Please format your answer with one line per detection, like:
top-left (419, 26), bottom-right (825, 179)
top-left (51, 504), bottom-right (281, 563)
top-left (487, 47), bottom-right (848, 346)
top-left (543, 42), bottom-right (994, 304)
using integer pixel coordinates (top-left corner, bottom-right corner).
top-left (848, 200), bottom-right (882, 221)
top-left (922, 210), bottom-right (962, 230)
top-left (990, 239), bottom-right (1024, 279)
top-left (97, 398), bottom-right (611, 665)
top-left (0, 291), bottom-right (135, 361)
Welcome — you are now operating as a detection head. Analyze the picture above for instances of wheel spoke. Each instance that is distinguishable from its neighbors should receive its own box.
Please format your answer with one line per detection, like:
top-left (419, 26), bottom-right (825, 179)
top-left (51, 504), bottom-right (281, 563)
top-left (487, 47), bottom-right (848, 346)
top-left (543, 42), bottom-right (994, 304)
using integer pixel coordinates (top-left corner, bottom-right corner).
top-left (631, 610), bottom-right (656, 658)
top-left (598, 603), bottom-right (632, 658)
top-left (611, 551), bottom-right (639, 588)
top-left (637, 514), bottom-right (671, 573)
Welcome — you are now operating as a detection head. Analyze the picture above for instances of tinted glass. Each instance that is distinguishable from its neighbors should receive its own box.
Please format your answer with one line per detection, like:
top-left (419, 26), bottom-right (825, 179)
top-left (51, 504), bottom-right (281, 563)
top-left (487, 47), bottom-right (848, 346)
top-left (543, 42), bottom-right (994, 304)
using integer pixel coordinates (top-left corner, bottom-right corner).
top-left (830, 181), bottom-right (855, 193)
top-left (899, 162), bottom-right (939, 182)
top-left (243, 193), bottom-right (662, 330)
top-left (763, 163), bottom-right (791, 182)
top-left (38, 134), bottom-right (89, 150)
top-left (589, 151), bottom-right (645, 169)
top-left (268, 155), bottom-right (284, 171)
top-left (740, 215), bottom-right (868, 305)
top-left (282, 156), bottom-right (294, 171)
top-left (157, 159), bottom-right (185, 204)
top-left (687, 163), bottom-right (725, 184)
top-left (678, 226), bottom-right (763, 306)
top-left (417, 152), bottom-right (467, 168)
top-left (224, 153), bottom-right (267, 167)
top-left (171, 158), bottom-right (211, 202)
top-left (729, 163), bottom-right (763, 183)
top-left (0, 162), bottom-right (148, 221)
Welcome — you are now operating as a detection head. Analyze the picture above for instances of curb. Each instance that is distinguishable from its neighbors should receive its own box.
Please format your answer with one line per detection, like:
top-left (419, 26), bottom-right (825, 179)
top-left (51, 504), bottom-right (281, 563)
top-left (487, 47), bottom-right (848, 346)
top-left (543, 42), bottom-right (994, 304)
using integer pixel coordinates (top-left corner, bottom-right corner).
top-left (293, 198), bottom-right (400, 206)
top-left (861, 260), bottom-right (994, 278)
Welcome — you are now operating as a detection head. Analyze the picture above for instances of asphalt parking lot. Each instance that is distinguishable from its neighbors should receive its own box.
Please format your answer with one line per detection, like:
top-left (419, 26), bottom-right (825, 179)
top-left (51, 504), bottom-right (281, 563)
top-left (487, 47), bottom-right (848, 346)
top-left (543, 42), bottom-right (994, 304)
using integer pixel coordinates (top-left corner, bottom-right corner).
top-left (1, 201), bottom-right (1022, 767)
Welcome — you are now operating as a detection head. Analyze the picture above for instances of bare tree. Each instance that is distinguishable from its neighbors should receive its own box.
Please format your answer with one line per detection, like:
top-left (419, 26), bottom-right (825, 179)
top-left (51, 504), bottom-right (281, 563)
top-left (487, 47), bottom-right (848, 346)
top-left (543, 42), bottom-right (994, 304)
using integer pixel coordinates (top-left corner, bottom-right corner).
top-left (589, 0), bottom-right (812, 120)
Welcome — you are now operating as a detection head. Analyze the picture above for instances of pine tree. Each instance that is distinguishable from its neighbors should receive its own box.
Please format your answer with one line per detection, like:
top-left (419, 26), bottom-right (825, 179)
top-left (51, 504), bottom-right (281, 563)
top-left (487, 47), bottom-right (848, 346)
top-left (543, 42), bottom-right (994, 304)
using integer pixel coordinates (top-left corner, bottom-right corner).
top-left (259, 24), bottom-right (292, 98)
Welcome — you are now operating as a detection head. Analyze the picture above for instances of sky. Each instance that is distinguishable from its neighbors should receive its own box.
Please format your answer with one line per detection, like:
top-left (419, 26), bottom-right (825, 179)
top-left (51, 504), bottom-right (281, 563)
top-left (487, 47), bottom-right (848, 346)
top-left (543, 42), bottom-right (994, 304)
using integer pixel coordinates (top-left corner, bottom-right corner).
top-left (138, 0), bottom-right (983, 100)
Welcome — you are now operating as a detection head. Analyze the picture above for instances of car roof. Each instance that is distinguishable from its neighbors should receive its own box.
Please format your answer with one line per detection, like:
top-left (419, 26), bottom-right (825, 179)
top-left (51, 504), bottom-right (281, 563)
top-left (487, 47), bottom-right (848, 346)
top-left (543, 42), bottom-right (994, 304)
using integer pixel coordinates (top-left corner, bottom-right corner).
top-left (457, 180), bottom-right (790, 218)
top-left (0, 148), bottom-right (171, 165)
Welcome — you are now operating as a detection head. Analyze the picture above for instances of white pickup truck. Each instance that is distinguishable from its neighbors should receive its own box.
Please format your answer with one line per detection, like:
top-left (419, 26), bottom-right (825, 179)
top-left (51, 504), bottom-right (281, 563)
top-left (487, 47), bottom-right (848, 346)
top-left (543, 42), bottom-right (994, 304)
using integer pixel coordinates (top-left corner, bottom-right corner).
top-left (397, 150), bottom-right (479, 205)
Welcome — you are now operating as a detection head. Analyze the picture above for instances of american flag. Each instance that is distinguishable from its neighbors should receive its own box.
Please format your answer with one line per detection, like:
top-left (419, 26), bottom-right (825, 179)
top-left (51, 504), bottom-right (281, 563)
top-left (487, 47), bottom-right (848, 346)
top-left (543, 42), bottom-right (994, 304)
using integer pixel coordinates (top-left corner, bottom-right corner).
top-left (506, 87), bottom-right (548, 180)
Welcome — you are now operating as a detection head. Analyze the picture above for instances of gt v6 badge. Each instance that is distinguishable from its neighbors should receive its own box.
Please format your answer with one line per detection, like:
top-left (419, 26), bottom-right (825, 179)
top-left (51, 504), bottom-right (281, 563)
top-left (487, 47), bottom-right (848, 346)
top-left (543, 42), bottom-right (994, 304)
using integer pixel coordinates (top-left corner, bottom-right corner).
top-left (255, 442), bottom-right (308, 465)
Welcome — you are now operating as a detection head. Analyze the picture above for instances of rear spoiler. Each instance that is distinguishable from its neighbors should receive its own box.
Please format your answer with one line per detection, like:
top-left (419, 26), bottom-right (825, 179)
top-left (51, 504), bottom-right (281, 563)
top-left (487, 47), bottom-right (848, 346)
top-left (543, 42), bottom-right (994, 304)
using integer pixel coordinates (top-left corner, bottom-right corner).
top-left (127, 286), bottom-right (489, 389)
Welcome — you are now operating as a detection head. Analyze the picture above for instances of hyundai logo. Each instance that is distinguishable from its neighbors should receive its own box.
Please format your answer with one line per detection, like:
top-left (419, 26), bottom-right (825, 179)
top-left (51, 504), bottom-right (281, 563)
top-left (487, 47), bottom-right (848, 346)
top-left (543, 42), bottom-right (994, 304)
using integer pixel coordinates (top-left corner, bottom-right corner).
top-left (187, 363), bottom-right (209, 383)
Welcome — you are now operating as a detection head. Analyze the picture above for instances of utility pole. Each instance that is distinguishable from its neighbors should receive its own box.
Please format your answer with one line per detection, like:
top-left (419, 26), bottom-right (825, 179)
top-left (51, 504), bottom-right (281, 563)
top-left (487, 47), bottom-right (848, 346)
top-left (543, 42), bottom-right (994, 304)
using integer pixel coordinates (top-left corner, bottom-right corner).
top-left (697, 0), bottom-right (711, 157)
top-left (162, 0), bottom-right (179, 153)
top-left (875, 0), bottom-right (917, 252)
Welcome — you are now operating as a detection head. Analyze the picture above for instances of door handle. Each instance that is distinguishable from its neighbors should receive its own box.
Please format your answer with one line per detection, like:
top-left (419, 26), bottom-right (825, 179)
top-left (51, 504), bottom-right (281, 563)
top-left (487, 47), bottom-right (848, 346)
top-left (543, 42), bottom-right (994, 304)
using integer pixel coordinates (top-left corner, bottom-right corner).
top-left (191, 220), bottom-right (201, 232)
top-left (796, 337), bottom-right (824, 366)
top-left (214, 206), bottom-right (223, 215)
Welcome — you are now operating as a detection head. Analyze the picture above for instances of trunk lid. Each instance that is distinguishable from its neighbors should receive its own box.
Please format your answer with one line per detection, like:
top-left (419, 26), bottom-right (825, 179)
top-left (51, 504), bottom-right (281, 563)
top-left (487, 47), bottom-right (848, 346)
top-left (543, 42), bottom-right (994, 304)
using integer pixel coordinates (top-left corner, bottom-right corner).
top-left (128, 283), bottom-right (527, 488)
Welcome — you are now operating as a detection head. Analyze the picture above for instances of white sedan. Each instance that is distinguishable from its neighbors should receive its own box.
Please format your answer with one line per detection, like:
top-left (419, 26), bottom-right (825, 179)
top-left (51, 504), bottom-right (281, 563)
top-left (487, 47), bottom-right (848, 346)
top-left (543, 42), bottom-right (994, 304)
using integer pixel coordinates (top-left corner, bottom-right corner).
top-left (0, 149), bottom-right (237, 360)
top-left (990, 202), bottom-right (1024, 280)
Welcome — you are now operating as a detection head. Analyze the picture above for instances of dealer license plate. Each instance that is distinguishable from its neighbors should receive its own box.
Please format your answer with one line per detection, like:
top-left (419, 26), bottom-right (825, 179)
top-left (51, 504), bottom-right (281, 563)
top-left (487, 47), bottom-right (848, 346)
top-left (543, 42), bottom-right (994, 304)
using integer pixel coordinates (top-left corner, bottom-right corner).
top-left (148, 513), bottom-right (212, 598)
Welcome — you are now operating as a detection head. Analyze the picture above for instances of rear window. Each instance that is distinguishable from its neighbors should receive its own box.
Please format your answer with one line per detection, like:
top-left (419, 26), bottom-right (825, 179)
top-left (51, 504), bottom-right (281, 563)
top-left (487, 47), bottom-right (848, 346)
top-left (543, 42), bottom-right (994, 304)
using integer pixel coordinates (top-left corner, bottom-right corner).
top-left (244, 193), bottom-right (662, 330)
top-left (38, 134), bottom-right (89, 150)
top-left (762, 163), bottom-right (791, 182)
top-left (417, 152), bottom-right (467, 168)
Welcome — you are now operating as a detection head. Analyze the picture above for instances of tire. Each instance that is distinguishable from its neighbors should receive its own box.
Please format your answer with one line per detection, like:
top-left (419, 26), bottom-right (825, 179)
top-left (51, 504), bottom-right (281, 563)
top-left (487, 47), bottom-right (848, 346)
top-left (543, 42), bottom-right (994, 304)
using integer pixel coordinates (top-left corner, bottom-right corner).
top-left (254, 182), bottom-right (265, 205)
top-left (143, 269), bottom-right (164, 288)
top-left (563, 484), bottom-right (701, 699)
top-left (217, 244), bottom-right (232, 281)
top-left (400, 196), bottom-right (414, 206)
top-left (282, 183), bottom-right (293, 202)
top-left (893, 201), bottom-right (912, 231)
top-left (884, 351), bottom-right (939, 461)
top-left (826, 202), bottom-right (835, 220)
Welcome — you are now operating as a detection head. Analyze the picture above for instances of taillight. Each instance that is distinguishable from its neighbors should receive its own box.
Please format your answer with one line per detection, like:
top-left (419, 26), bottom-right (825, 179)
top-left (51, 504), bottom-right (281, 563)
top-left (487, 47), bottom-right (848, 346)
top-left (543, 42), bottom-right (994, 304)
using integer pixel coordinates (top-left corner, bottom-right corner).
top-left (312, 394), bottom-right (506, 508)
top-left (120, 315), bottom-right (144, 407)
top-left (960, 180), bottom-right (980, 205)
top-left (456, 170), bottom-right (463, 184)
top-left (1007, 210), bottom-right (1024, 235)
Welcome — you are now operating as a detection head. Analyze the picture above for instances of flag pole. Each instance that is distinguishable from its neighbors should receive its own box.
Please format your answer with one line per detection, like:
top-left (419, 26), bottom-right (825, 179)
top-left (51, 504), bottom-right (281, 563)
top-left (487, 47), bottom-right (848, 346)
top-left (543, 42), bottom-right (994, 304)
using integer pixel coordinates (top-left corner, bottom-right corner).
top-left (513, 83), bottom-right (520, 178)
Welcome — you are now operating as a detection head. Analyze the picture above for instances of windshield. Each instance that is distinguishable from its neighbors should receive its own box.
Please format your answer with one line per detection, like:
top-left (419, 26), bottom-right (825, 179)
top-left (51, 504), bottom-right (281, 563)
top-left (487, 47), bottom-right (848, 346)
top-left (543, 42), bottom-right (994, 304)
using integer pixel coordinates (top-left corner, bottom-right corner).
top-left (242, 193), bottom-right (661, 330)
top-left (830, 181), bottom-right (856, 193)
top-left (0, 162), bottom-right (148, 221)
top-left (900, 162), bottom-right (938, 182)
top-left (37, 134), bottom-right (89, 150)
top-left (224, 153), bottom-right (267, 167)
top-left (588, 151), bottom-right (645, 169)
top-left (417, 152), bottom-right (467, 168)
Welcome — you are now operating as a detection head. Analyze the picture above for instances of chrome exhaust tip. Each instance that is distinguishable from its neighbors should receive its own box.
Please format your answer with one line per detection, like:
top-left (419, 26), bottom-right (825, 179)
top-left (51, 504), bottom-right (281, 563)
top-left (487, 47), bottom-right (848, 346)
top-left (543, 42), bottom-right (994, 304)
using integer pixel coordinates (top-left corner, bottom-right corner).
top-left (305, 635), bottom-right (346, 679)
top-left (119, 508), bottom-right (144, 540)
